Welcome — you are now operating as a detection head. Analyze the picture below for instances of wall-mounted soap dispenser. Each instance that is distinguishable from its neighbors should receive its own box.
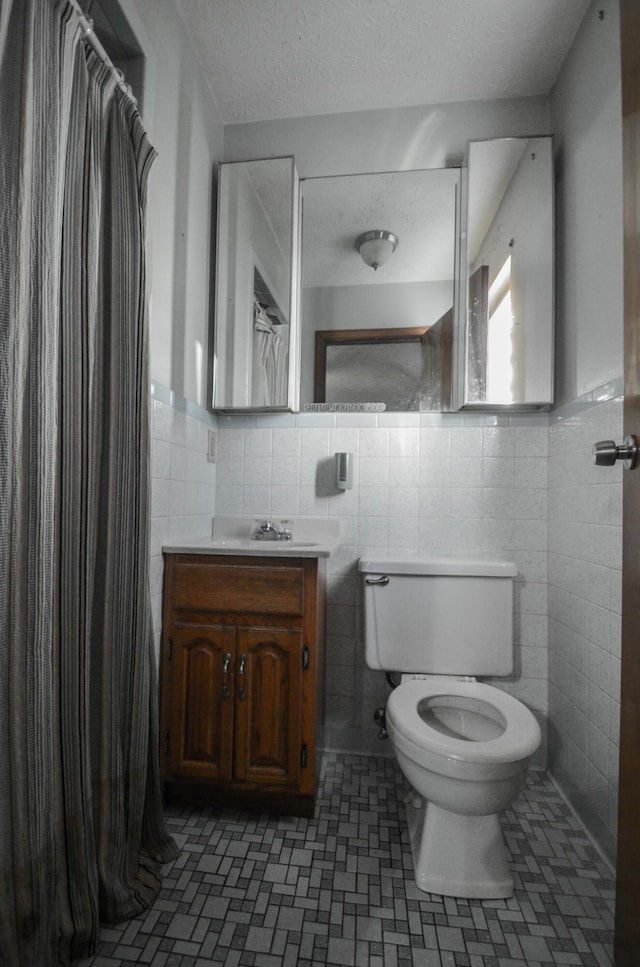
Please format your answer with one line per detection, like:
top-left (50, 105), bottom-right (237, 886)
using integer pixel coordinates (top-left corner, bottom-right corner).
top-left (335, 452), bottom-right (354, 491)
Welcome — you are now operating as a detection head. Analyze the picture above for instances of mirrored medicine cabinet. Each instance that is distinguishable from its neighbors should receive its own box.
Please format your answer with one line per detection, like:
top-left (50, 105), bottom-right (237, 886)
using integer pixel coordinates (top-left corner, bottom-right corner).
top-left (211, 137), bottom-right (554, 414)
top-left (212, 156), bottom-right (301, 411)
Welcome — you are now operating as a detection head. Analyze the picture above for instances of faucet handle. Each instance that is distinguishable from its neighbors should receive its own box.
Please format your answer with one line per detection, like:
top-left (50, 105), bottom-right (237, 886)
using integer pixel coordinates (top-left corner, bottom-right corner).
top-left (249, 519), bottom-right (272, 540)
top-left (278, 519), bottom-right (292, 540)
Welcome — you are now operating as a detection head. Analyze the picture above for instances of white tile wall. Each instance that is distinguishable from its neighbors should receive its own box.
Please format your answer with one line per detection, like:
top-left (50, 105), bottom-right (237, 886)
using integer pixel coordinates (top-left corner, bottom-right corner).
top-left (216, 410), bottom-right (550, 762)
top-left (149, 389), bottom-right (218, 655)
top-left (149, 388), bottom-right (624, 864)
top-left (547, 391), bottom-right (623, 865)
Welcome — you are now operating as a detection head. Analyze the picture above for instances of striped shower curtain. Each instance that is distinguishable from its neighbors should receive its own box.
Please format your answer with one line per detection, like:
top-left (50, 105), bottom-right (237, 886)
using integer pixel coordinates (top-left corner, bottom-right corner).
top-left (0, 2), bottom-right (178, 965)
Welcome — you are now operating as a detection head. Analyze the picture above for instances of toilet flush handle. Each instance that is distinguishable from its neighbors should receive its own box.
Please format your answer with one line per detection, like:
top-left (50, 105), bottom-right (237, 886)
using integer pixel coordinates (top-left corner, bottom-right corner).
top-left (365, 575), bottom-right (389, 586)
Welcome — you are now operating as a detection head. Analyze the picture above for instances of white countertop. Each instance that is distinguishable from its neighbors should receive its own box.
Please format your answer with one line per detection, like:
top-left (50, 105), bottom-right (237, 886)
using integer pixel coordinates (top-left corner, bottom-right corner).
top-left (163, 516), bottom-right (340, 559)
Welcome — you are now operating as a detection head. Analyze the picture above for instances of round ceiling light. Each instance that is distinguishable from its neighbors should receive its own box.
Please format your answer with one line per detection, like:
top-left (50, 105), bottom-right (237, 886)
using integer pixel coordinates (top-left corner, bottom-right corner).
top-left (355, 230), bottom-right (399, 271)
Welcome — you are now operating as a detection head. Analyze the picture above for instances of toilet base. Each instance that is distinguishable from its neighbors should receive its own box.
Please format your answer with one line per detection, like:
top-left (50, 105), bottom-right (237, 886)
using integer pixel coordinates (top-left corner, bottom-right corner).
top-left (404, 792), bottom-right (514, 899)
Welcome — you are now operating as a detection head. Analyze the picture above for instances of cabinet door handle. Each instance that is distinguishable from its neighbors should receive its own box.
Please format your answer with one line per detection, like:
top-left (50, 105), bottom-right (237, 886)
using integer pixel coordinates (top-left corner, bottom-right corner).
top-left (238, 653), bottom-right (246, 700)
top-left (221, 651), bottom-right (231, 700)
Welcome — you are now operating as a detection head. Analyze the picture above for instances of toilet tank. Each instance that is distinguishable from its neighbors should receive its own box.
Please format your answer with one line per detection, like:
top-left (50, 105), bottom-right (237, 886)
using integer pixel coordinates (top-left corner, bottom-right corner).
top-left (359, 557), bottom-right (517, 676)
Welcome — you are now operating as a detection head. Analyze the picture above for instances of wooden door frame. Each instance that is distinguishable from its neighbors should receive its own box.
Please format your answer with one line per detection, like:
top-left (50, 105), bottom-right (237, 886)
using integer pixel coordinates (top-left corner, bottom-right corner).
top-left (615, 1), bottom-right (640, 962)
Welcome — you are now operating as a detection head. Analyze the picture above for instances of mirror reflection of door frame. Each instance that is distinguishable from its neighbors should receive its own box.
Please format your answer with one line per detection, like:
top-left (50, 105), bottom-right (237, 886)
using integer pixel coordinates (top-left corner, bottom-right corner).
top-left (314, 326), bottom-right (428, 409)
top-left (301, 166), bottom-right (460, 414)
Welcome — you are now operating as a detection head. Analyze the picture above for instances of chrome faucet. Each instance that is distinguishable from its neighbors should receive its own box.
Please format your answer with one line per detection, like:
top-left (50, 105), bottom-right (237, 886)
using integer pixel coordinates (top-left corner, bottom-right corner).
top-left (249, 519), bottom-right (292, 541)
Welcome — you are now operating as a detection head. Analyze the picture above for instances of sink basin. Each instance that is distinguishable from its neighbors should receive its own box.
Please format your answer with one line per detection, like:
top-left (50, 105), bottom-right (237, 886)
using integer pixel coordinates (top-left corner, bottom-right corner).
top-left (162, 517), bottom-right (340, 559)
top-left (215, 539), bottom-right (318, 549)
top-left (259, 541), bottom-right (318, 548)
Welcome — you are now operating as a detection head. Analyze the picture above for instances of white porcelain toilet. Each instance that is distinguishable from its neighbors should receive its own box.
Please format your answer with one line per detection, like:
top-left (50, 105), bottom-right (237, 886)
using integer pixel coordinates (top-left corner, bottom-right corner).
top-left (359, 556), bottom-right (541, 900)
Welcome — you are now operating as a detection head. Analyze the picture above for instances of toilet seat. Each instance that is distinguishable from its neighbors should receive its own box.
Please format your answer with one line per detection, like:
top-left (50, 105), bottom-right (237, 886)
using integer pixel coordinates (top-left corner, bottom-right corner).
top-left (387, 678), bottom-right (540, 767)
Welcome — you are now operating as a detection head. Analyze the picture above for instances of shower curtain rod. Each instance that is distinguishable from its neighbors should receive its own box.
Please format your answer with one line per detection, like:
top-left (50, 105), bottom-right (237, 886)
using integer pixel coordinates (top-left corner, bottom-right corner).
top-left (68, 0), bottom-right (138, 106)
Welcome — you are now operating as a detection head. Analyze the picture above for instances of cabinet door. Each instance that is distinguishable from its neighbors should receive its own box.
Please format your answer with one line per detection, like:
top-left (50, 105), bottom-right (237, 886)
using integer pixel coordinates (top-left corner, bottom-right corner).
top-left (167, 624), bottom-right (236, 782)
top-left (234, 627), bottom-right (303, 788)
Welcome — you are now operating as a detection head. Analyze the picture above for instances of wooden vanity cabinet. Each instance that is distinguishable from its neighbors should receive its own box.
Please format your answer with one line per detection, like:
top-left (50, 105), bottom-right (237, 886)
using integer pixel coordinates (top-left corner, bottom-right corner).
top-left (159, 553), bottom-right (324, 817)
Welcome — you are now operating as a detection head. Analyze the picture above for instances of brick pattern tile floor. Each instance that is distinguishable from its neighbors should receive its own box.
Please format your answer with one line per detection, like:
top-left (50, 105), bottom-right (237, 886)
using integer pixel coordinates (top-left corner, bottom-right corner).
top-left (76, 753), bottom-right (615, 966)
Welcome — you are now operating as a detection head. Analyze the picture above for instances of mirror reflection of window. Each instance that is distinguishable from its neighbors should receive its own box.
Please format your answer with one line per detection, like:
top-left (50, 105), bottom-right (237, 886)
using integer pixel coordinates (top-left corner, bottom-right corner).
top-left (465, 136), bottom-right (554, 408)
top-left (486, 255), bottom-right (514, 403)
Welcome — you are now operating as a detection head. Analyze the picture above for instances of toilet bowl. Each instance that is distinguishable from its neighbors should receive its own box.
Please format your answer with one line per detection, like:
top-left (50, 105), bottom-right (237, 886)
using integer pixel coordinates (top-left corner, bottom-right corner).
top-left (386, 677), bottom-right (540, 899)
top-left (359, 556), bottom-right (542, 899)
top-left (388, 677), bottom-right (540, 786)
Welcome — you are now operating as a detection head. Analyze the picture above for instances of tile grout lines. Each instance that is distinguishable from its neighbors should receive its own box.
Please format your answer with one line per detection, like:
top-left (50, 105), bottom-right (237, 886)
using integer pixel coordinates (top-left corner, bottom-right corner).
top-left (78, 754), bottom-right (615, 967)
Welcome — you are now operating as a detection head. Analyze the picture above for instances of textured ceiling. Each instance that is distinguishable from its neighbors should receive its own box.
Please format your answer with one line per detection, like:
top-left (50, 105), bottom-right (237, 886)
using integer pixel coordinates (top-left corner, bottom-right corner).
top-left (172, 0), bottom-right (591, 124)
top-left (302, 169), bottom-right (459, 287)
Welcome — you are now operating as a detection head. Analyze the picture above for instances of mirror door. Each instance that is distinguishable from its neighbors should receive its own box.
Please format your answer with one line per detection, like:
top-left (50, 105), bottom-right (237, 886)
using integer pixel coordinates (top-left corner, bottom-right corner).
top-left (212, 156), bottom-right (300, 411)
top-left (464, 136), bottom-right (554, 408)
top-left (300, 168), bottom-right (460, 413)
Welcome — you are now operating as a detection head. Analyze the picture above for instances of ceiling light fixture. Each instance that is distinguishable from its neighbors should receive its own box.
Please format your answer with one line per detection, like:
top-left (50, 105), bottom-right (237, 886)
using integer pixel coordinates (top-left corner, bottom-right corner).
top-left (355, 230), bottom-right (399, 271)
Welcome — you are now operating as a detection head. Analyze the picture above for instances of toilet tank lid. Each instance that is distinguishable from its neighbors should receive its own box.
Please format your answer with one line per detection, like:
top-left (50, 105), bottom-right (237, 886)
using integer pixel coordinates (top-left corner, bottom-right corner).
top-left (358, 556), bottom-right (517, 577)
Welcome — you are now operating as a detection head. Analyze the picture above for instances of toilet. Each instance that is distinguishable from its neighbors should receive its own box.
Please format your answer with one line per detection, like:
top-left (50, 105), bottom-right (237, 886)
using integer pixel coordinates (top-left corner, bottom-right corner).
top-left (359, 556), bottom-right (541, 900)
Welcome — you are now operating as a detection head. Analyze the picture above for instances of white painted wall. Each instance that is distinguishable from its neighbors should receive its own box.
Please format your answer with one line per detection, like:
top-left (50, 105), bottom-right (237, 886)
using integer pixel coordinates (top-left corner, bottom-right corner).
top-left (223, 97), bottom-right (549, 175)
top-left (121, 0), bottom-right (225, 409)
